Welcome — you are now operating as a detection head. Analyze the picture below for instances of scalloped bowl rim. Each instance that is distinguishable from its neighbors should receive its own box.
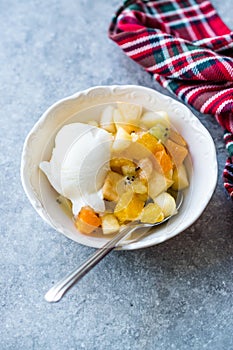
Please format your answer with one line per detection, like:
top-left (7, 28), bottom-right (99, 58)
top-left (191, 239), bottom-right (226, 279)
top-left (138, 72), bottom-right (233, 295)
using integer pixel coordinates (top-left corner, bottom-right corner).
top-left (21, 85), bottom-right (218, 250)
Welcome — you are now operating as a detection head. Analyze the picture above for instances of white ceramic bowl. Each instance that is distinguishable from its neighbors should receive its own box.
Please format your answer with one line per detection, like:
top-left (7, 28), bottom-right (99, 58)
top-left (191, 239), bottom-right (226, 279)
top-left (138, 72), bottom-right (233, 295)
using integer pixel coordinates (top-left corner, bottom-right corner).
top-left (21, 85), bottom-right (217, 250)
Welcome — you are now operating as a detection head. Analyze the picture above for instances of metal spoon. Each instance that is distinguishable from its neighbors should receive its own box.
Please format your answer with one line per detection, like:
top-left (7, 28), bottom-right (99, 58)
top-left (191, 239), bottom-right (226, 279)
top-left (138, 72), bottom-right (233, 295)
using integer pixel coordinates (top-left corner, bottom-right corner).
top-left (45, 193), bottom-right (183, 302)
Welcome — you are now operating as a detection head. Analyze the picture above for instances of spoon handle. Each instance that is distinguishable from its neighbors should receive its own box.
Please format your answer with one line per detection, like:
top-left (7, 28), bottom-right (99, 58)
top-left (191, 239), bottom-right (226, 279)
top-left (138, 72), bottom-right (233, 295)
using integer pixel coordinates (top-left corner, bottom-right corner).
top-left (44, 225), bottom-right (137, 302)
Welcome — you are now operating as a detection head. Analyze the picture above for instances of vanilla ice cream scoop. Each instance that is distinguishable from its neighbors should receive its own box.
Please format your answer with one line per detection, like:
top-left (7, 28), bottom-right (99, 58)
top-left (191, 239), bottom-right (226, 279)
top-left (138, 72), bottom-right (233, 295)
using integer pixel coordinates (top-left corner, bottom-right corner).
top-left (40, 123), bottom-right (113, 215)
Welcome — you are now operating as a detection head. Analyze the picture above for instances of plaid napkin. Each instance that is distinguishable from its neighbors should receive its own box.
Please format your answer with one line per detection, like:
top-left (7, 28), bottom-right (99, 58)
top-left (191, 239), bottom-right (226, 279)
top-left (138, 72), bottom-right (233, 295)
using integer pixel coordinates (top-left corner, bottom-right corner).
top-left (109, 0), bottom-right (233, 200)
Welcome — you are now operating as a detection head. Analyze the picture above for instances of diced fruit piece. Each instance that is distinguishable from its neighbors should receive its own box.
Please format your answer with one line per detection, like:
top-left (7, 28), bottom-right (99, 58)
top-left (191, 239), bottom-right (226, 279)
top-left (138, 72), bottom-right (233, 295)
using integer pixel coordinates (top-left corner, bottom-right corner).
top-left (111, 126), bottom-right (132, 152)
top-left (117, 102), bottom-right (142, 125)
top-left (113, 108), bottom-right (124, 126)
top-left (114, 191), bottom-right (145, 223)
top-left (137, 157), bottom-right (153, 181)
top-left (172, 163), bottom-right (189, 190)
top-left (77, 206), bottom-right (101, 226)
top-left (140, 111), bottom-right (169, 129)
top-left (169, 129), bottom-right (187, 147)
top-left (113, 105), bottom-right (141, 136)
top-left (122, 164), bottom-right (137, 176)
top-left (153, 192), bottom-right (177, 218)
top-left (153, 149), bottom-right (173, 173)
top-left (126, 178), bottom-right (148, 194)
top-left (56, 195), bottom-right (73, 218)
top-left (75, 206), bottom-right (101, 234)
top-left (123, 140), bottom-right (152, 160)
top-left (101, 214), bottom-right (120, 235)
top-left (137, 132), bottom-right (173, 173)
top-left (140, 203), bottom-right (164, 224)
top-left (137, 132), bottom-right (164, 154)
top-left (100, 105), bottom-right (116, 133)
top-left (110, 157), bottom-right (136, 175)
top-left (149, 124), bottom-right (170, 143)
top-left (164, 139), bottom-right (188, 167)
top-left (148, 171), bottom-right (174, 198)
top-left (102, 171), bottom-right (125, 202)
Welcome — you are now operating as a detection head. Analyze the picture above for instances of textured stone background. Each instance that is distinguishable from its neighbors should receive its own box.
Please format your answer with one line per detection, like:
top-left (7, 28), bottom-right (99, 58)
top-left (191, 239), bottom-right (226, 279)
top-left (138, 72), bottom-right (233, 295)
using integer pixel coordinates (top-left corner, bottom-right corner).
top-left (0, 1), bottom-right (232, 349)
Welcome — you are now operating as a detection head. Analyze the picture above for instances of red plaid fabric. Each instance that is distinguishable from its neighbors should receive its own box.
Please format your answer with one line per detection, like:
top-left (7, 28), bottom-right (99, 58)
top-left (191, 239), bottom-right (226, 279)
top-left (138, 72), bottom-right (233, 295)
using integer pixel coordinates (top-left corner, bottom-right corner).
top-left (109, 0), bottom-right (233, 200)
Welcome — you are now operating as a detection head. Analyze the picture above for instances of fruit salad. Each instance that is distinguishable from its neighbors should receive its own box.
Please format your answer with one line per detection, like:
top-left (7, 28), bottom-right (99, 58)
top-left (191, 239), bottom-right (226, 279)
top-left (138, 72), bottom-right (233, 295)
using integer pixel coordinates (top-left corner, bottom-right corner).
top-left (40, 102), bottom-right (189, 236)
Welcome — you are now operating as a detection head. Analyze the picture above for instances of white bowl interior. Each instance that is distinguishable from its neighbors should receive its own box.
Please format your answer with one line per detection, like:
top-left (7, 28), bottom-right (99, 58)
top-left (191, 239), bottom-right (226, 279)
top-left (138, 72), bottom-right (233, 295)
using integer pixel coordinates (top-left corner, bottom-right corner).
top-left (21, 85), bottom-right (217, 249)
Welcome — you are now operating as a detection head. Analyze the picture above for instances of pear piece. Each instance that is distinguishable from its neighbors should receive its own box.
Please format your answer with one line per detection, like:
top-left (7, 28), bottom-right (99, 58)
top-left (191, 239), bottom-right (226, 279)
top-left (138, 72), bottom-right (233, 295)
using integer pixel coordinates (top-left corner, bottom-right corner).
top-left (172, 163), bottom-right (189, 191)
top-left (102, 214), bottom-right (120, 235)
top-left (140, 110), bottom-right (169, 129)
top-left (100, 105), bottom-right (116, 133)
top-left (153, 192), bottom-right (177, 218)
top-left (102, 171), bottom-right (125, 202)
top-left (111, 126), bottom-right (132, 152)
top-left (117, 102), bottom-right (142, 125)
top-left (148, 171), bottom-right (173, 199)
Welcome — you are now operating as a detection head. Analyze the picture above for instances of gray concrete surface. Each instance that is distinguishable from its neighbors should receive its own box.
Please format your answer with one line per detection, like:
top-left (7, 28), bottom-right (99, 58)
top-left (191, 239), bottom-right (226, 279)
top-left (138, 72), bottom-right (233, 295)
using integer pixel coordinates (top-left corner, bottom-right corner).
top-left (0, 0), bottom-right (232, 349)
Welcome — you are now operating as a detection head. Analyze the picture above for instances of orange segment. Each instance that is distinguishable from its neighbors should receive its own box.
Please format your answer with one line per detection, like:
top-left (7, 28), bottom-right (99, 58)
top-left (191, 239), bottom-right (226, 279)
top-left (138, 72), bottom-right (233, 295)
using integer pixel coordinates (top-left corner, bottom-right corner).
top-left (140, 203), bottom-right (164, 224)
top-left (137, 133), bottom-right (164, 154)
top-left (154, 150), bottom-right (173, 173)
top-left (114, 191), bottom-right (145, 223)
top-left (75, 206), bottom-right (101, 234)
top-left (137, 133), bottom-right (173, 173)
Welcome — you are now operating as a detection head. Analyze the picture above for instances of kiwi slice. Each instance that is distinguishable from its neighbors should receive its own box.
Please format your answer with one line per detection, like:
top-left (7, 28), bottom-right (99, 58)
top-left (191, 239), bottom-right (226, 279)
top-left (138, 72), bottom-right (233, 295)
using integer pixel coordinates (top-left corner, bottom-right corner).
top-left (149, 124), bottom-right (170, 143)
